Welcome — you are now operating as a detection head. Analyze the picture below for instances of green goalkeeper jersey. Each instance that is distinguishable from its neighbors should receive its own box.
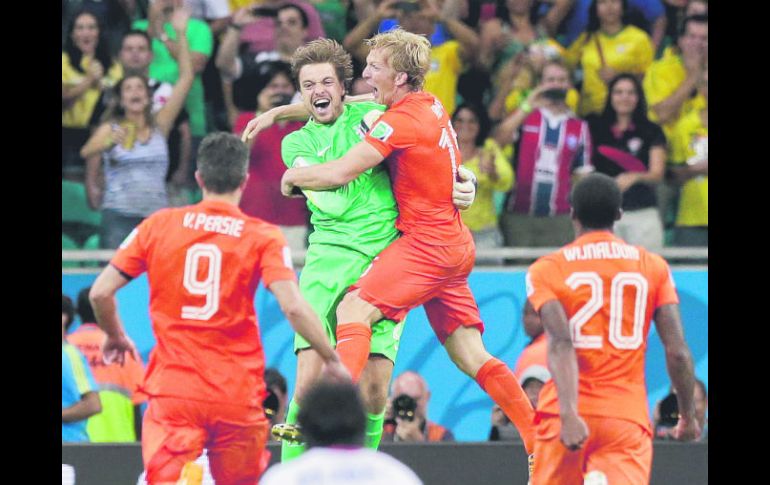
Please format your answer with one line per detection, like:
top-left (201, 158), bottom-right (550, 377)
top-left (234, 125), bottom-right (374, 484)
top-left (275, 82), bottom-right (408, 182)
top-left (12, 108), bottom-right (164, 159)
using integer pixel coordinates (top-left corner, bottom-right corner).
top-left (281, 102), bottom-right (399, 258)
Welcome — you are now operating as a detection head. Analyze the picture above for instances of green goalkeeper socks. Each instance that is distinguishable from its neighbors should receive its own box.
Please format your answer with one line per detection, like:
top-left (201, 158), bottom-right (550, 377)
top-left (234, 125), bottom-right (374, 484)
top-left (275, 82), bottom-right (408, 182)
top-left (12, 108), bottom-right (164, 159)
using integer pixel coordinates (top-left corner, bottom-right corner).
top-left (280, 399), bottom-right (306, 462)
top-left (364, 411), bottom-right (386, 450)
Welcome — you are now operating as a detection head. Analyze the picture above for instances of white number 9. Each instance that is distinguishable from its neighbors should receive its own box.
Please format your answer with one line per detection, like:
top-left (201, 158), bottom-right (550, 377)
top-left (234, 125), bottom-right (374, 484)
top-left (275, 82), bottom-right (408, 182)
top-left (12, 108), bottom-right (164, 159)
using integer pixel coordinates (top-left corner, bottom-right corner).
top-left (182, 243), bottom-right (222, 320)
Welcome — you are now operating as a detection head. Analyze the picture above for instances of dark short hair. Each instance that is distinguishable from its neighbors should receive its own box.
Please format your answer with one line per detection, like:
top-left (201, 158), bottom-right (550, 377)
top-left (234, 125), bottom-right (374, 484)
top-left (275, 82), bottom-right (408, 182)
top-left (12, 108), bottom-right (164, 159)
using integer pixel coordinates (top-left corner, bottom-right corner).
top-left (121, 29), bottom-right (152, 49)
top-left (265, 368), bottom-right (287, 395)
top-left (278, 4), bottom-right (309, 28)
top-left (196, 132), bottom-right (249, 194)
top-left (298, 381), bottom-right (366, 447)
top-left (571, 173), bottom-right (622, 229)
top-left (77, 286), bottom-right (96, 324)
top-left (62, 294), bottom-right (76, 330)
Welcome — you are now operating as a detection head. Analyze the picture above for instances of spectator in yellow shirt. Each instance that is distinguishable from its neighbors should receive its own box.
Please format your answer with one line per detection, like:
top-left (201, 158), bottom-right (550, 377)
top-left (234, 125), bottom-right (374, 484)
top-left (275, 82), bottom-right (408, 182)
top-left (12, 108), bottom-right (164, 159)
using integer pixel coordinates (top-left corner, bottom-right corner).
top-left (668, 66), bottom-right (707, 246)
top-left (642, 14), bottom-right (707, 140)
top-left (454, 102), bottom-right (513, 250)
top-left (62, 9), bottom-right (123, 177)
top-left (565, 0), bottom-right (654, 117)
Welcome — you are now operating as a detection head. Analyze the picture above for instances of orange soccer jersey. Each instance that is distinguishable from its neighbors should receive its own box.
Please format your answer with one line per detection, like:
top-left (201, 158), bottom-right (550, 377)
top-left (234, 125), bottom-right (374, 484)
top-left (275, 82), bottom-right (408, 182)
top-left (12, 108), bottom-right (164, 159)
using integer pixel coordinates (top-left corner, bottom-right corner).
top-left (526, 231), bottom-right (679, 433)
top-left (110, 199), bottom-right (296, 408)
top-left (364, 91), bottom-right (472, 247)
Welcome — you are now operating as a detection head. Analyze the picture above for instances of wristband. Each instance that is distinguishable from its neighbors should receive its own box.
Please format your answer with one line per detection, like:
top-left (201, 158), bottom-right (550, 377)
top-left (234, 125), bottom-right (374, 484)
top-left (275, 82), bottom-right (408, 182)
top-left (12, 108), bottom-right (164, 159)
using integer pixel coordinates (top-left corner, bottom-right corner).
top-left (228, 22), bottom-right (243, 31)
top-left (520, 100), bottom-right (533, 114)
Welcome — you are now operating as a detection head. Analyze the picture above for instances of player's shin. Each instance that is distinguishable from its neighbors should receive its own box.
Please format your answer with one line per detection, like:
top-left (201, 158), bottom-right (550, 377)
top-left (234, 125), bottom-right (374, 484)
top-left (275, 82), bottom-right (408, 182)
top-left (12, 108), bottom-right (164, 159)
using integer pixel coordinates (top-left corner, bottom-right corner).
top-left (475, 358), bottom-right (537, 454)
top-left (280, 399), bottom-right (306, 462)
top-left (335, 322), bottom-right (372, 382)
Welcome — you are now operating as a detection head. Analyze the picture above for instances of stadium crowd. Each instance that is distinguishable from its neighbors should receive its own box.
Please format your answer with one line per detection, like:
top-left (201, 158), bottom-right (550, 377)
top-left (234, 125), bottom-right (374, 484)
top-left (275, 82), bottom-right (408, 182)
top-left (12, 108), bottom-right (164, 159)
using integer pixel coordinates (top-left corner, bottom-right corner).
top-left (62, 0), bottom-right (708, 252)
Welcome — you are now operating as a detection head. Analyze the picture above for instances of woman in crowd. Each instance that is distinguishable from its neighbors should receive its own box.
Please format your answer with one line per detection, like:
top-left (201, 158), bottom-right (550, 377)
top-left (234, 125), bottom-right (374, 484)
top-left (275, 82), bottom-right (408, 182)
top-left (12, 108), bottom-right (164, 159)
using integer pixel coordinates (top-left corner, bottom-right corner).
top-left (453, 102), bottom-right (513, 250)
top-left (586, 73), bottom-right (666, 249)
top-left (80, 10), bottom-right (193, 249)
top-left (62, 8), bottom-right (123, 176)
top-left (565, 0), bottom-right (654, 117)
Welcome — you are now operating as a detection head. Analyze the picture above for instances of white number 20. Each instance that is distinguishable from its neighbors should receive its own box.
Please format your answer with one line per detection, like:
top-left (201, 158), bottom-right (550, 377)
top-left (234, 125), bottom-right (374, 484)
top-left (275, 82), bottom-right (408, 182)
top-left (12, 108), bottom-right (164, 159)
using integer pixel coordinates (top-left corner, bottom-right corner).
top-left (565, 272), bottom-right (648, 350)
top-left (181, 243), bottom-right (222, 320)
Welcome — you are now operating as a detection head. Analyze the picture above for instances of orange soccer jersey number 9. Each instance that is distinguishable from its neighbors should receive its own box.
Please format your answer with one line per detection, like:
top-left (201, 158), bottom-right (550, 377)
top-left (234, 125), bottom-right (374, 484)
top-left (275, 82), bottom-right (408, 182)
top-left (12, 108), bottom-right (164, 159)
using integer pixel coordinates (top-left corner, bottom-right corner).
top-left (182, 243), bottom-right (223, 321)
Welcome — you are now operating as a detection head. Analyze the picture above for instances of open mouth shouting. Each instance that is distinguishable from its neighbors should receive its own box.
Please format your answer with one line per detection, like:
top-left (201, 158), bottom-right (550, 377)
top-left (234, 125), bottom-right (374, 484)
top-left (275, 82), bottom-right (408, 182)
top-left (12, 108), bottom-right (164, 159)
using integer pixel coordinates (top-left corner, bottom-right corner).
top-left (312, 97), bottom-right (332, 117)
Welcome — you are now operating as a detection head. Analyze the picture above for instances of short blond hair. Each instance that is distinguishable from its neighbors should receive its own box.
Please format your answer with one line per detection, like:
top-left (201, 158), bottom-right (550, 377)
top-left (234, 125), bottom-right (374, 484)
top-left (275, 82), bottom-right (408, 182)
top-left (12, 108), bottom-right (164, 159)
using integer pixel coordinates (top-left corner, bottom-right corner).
top-left (365, 27), bottom-right (431, 89)
top-left (291, 39), bottom-right (354, 88)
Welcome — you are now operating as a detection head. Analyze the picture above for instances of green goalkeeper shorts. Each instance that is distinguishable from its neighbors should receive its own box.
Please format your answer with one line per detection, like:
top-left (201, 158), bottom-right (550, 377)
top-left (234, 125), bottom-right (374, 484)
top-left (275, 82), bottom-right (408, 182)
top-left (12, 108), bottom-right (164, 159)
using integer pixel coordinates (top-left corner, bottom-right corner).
top-left (294, 243), bottom-right (404, 363)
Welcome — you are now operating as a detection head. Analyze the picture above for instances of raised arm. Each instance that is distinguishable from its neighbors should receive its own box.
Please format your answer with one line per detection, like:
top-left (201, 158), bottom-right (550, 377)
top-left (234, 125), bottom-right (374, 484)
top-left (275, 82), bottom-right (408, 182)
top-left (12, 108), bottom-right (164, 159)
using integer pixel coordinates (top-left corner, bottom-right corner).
top-left (281, 141), bottom-right (384, 193)
top-left (344, 0), bottom-right (398, 63)
top-left (156, 9), bottom-right (194, 137)
top-left (216, 8), bottom-right (255, 80)
top-left (540, 300), bottom-right (589, 450)
top-left (430, 0), bottom-right (480, 62)
top-left (653, 303), bottom-right (701, 441)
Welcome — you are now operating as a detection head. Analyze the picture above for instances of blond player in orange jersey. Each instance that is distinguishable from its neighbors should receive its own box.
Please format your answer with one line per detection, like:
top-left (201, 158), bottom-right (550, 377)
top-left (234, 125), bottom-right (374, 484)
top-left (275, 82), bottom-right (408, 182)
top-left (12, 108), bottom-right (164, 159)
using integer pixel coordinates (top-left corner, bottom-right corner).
top-left (274, 28), bottom-right (537, 476)
top-left (526, 173), bottom-right (701, 485)
top-left (89, 132), bottom-right (349, 485)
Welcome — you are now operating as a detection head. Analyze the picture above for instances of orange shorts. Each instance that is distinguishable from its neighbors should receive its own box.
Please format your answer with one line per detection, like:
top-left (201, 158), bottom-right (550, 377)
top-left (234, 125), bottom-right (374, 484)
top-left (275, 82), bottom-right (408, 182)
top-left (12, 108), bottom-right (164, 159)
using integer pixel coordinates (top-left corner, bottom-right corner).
top-left (532, 415), bottom-right (652, 485)
top-left (142, 397), bottom-right (269, 485)
top-left (352, 235), bottom-right (483, 343)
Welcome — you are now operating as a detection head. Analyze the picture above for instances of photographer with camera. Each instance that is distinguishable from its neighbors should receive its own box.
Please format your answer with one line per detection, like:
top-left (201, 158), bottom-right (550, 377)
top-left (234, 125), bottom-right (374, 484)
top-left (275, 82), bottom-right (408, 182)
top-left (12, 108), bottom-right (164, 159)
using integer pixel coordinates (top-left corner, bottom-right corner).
top-left (494, 58), bottom-right (594, 248)
top-left (382, 371), bottom-right (455, 442)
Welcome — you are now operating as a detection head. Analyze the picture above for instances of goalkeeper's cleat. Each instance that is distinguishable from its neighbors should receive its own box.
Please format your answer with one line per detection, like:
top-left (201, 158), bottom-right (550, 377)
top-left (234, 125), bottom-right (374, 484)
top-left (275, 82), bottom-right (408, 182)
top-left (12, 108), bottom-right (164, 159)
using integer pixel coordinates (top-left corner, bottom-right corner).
top-left (176, 461), bottom-right (203, 485)
top-left (527, 453), bottom-right (535, 485)
top-left (271, 423), bottom-right (305, 444)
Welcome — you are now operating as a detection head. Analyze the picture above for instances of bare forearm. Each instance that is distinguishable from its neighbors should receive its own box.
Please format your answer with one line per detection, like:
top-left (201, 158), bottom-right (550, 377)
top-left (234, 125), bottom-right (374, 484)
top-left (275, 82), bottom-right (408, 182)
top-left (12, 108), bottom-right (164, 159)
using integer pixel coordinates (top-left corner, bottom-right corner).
top-left (287, 163), bottom-right (351, 190)
top-left (665, 346), bottom-right (697, 420)
top-left (175, 33), bottom-right (194, 84)
top-left (215, 27), bottom-right (241, 77)
top-left (548, 337), bottom-right (580, 418)
top-left (62, 79), bottom-right (95, 102)
top-left (652, 75), bottom-right (699, 124)
top-left (494, 109), bottom-right (528, 146)
top-left (62, 392), bottom-right (101, 422)
top-left (443, 18), bottom-right (480, 55)
top-left (540, 0), bottom-right (574, 37)
top-left (344, 14), bottom-right (379, 62)
top-left (85, 154), bottom-right (104, 209)
top-left (272, 102), bottom-right (311, 122)
top-left (651, 16), bottom-right (667, 50)
top-left (90, 292), bottom-right (126, 339)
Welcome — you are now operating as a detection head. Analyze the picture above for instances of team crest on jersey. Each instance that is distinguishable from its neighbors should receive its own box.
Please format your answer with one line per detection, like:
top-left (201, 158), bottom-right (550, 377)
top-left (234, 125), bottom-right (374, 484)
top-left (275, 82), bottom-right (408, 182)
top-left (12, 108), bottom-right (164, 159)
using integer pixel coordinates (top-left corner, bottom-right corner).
top-left (627, 137), bottom-right (642, 155)
top-left (370, 121), bottom-right (394, 141)
top-left (566, 134), bottom-right (579, 150)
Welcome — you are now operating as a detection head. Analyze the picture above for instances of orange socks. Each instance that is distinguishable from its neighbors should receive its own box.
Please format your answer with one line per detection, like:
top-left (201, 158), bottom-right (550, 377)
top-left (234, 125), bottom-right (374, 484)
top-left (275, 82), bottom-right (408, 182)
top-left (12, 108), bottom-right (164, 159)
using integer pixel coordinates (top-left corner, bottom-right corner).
top-left (335, 322), bottom-right (372, 382)
top-left (476, 358), bottom-right (536, 453)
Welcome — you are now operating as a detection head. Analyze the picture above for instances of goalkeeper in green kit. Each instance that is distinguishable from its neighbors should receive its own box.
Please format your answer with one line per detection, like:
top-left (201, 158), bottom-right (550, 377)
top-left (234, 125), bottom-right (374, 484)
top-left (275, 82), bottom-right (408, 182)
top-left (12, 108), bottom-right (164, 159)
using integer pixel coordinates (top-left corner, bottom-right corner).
top-left (243, 39), bottom-right (476, 462)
